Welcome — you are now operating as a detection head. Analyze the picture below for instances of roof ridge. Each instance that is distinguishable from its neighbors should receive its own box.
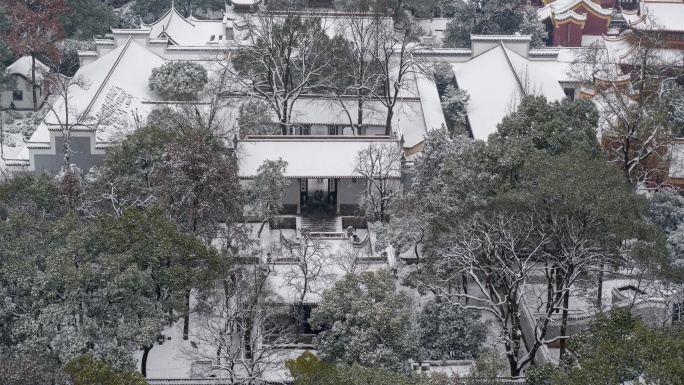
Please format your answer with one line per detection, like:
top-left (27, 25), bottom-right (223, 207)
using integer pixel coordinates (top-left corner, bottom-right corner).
top-left (142, 7), bottom-right (173, 28)
top-left (500, 42), bottom-right (526, 97)
top-left (83, 37), bottom-right (134, 117)
top-left (552, 0), bottom-right (612, 16)
top-left (166, 6), bottom-right (196, 31)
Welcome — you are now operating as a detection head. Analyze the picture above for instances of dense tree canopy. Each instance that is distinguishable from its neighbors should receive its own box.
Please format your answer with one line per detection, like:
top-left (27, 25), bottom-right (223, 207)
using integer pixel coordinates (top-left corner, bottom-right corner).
top-left (311, 270), bottom-right (416, 370)
top-left (149, 61), bottom-right (208, 101)
top-left (528, 308), bottom-right (684, 385)
top-left (417, 301), bottom-right (486, 361)
top-left (62, 0), bottom-right (118, 40)
top-left (442, 0), bottom-right (546, 48)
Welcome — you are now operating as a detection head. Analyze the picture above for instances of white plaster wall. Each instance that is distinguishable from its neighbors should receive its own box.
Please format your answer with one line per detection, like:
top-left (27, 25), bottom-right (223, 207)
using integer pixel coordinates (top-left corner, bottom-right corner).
top-left (338, 178), bottom-right (366, 204)
top-left (0, 75), bottom-right (38, 109)
top-left (365, 126), bottom-right (385, 136)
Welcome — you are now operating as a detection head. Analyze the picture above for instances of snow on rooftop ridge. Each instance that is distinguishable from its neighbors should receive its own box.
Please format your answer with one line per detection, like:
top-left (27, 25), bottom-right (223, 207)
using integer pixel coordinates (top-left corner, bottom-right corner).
top-left (551, 0), bottom-right (613, 17)
top-left (451, 44), bottom-right (566, 141)
top-left (528, 49), bottom-right (560, 57)
top-left (95, 38), bottom-right (115, 45)
top-left (638, 2), bottom-right (684, 32)
top-left (38, 38), bottom-right (165, 145)
top-left (539, 0), bottom-right (612, 21)
top-left (471, 34), bottom-right (532, 42)
top-left (6, 56), bottom-right (49, 79)
top-left (554, 9), bottom-right (587, 22)
top-left (110, 29), bottom-right (150, 35)
top-left (414, 48), bottom-right (472, 56)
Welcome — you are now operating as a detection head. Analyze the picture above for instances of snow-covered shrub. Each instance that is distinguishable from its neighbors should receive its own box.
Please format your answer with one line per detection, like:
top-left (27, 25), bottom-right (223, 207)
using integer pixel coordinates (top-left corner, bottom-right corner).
top-left (148, 61), bottom-right (208, 101)
top-left (118, 1), bottom-right (139, 29)
top-left (7, 110), bottom-right (22, 120)
top-left (441, 85), bottom-right (470, 130)
top-left (433, 62), bottom-right (455, 89)
top-left (5, 121), bottom-right (22, 134)
top-left (519, 5), bottom-right (547, 48)
top-left (21, 122), bottom-right (37, 137)
top-left (237, 99), bottom-right (278, 137)
top-left (3, 112), bottom-right (14, 125)
top-left (418, 300), bottom-right (486, 360)
top-left (2, 133), bottom-right (16, 147)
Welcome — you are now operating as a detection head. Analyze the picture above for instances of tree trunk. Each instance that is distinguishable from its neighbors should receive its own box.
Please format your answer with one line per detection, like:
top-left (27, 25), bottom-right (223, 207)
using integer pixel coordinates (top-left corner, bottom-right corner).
top-left (357, 97), bottom-right (364, 135)
top-left (506, 326), bottom-right (522, 377)
top-left (280, 119), bottom-right (287, 136)
top-left (597, 265), bottom-right (604, 308)
top-left (461, 272), bottom-right (468, 305)
top-left (31, 55), bottom-right (37, 110)
top-left (141, 344), bottom-right (153, 377)
top-left (547, 267), bottom-right (554, 314)
top-left (183, 289), bottom-right (191, 340)
top-left (281, 99), bottom-right (290, 135)
top-left (384, 107), bottom-right (393, 136)
top-left (559, 289), bottom-right (570, 358)
top-left (1, 110), bottom-right (4, 158)
top-left (257, 220), bottom-right (267, 238)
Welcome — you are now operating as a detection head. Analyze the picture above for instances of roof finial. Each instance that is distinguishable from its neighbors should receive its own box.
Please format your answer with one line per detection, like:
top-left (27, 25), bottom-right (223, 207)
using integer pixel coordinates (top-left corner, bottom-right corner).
top-left (171, 0), bottom-right (175, 9)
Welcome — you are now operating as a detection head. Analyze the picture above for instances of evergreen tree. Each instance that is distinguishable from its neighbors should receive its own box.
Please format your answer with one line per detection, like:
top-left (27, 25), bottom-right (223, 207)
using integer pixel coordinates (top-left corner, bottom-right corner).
top-left (62, 0), bottom-right (118, 40)
top-left (148, 61), bottom-right (208, 101)
top-left (442, 0), bottom-right (522, 48)
top-left (418, 301), bottom-right (486, 360)
top-left (311, 270), bottom-right (417, 371)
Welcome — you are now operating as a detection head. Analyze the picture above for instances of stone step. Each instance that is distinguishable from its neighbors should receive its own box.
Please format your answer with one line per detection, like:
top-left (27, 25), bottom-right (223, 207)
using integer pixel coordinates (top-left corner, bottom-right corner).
top-left (300, 217), bottom-right (338, 232)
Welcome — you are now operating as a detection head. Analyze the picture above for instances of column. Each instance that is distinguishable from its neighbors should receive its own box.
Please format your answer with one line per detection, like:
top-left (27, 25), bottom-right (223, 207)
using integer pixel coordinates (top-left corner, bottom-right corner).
top-left (296, 178), bottom-right (301, 215)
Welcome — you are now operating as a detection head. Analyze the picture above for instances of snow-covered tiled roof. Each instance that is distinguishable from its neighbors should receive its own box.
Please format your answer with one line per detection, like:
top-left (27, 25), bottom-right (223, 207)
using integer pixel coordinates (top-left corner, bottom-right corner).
top-left (259, 97), bottom-right (429, 149)
top-left (414, 72), bottom-right (447, 142)
top-left (634, 2), bottom-right (684, 32)
top-left (6, 56), bottom-right (49, 81)
top-left (237, 138), bottom-right (402, 179)
top-left (141, 6), bottom-right (228, 46)
top-left (35, 38), bottom-right (165, 144)
top-left (452, 44), bottom-right (566, 141)
top-left (601, 34), bottom-right (684, 64)
top-left (554, 9), bottom-right (587, 22)
top-left (538, 0), bottom-right (612, 21)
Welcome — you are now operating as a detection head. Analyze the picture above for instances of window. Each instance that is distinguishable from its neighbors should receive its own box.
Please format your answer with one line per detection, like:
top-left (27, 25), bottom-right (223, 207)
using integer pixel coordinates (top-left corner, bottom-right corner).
top-left (12, 91), bottom-right (22, 101)
top-left (563, 87), bottom-right (575, 101)
top-left (210, 35), bottom-right (215, 41)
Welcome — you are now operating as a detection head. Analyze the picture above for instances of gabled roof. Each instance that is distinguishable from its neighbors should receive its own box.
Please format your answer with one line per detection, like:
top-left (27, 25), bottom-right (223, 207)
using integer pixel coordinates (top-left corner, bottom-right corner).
top-left (140, 5), bottom-right (227, 46)
top-left (6, 56), bottom-right (49, 81)
top-left (452, 44), bottom-right (566, 141)
top-left (539, 0), bottom-right (612, 21)
top-left (554, 10), bottom-right (587, 23)
top-left (628, 2), bottom-right (684, 33)
top-left (34, 38), bottom-right (165, 144)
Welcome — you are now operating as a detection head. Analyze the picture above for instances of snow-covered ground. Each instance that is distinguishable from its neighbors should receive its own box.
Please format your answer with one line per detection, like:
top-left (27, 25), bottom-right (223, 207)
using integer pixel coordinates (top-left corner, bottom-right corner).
top-left (139, 223), bottom-right (390, 380)
top-left (0, 109), bottom-right (39, 166)
top-left (134, 320), bottom-right (194, 379)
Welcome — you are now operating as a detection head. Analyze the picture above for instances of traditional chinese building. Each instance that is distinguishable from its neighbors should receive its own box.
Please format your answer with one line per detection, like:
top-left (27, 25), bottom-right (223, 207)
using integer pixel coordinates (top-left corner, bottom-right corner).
top-left (538, 0), bottom-right (613, 47)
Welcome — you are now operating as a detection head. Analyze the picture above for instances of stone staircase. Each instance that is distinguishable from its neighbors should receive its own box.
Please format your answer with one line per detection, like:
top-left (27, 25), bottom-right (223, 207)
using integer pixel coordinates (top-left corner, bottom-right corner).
top-left (300, 215), bottom-right (338, 233)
